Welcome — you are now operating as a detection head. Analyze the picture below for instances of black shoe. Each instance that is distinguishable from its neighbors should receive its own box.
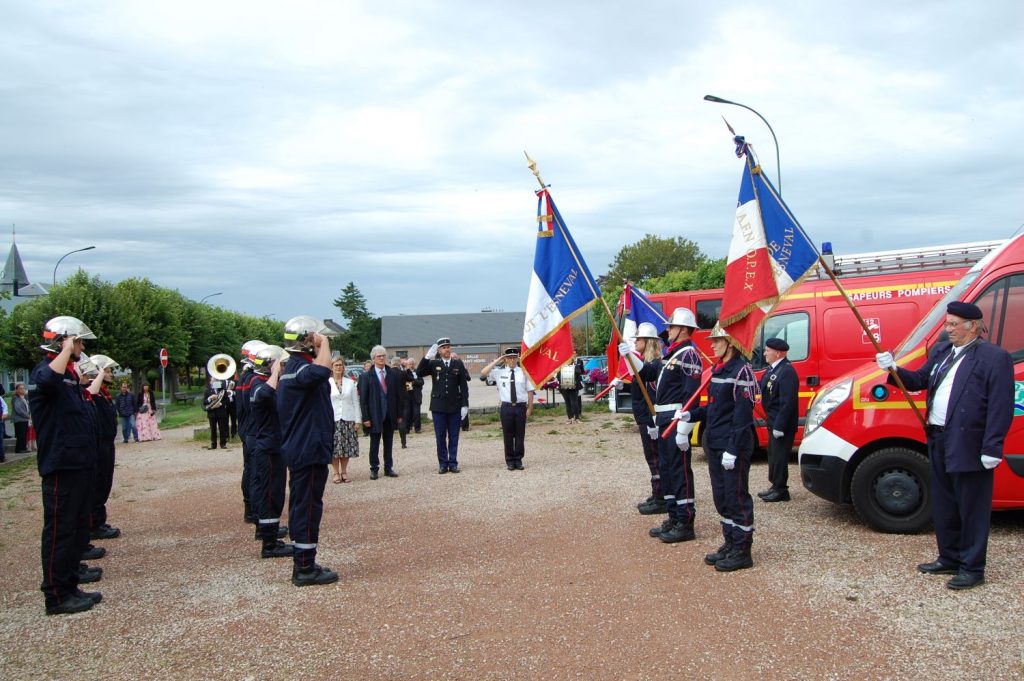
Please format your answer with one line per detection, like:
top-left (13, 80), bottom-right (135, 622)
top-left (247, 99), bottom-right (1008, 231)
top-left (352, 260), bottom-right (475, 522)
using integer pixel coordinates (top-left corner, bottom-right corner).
top-left (220, 444), bottom-right (228, 449)
top-left (448, 466), bottom-right (460, 474)
top-left (81, 544), bottom-right (106, 560)
top-left (90, 524), bottom-right (121, 540)
top-left (761, 489), bottom-right (791, 502)
top-left (637, 498), bottom-right (668, 515)
top-left (649, 519), bottom-right (673, 538)
top-left (46, 594), bottom-right (94, 616)
top-left (715, 548), bottom-right (754, 572)
top-left (947, 571), bottom-right (985, 590)
top-left (918, 560), bottom-right (959, 575)
top-left (278, 526), bottom-right (288, 539)
top-left (262, 540), bottom-right (295, 558)
top-left (507, 464), bottom-right (516, 471)
top-left (438, 466), bottom-right (448, 474)
top-left (76, 588), bottom-right (103, 604)
top-left (208, 445), bottom-right (218, 450)
top-left (659, 520), bottom-right (696, 543)
top-left (384, 469), bottom-right (399, 477)
top-left (514, 462), bottom-right (524, 470)
top-left (77, 565), bottom-right (102, 584)
top-left (401, 444), bottom-right (407, 449)
top-left (292, 564), bottom-right (339, 587)
top-left (757, 488), bottom-right (774, 499)
top-left (704, 542), bottom-right (731, 565)
top-left (370, 471), bottom-right (379, 480)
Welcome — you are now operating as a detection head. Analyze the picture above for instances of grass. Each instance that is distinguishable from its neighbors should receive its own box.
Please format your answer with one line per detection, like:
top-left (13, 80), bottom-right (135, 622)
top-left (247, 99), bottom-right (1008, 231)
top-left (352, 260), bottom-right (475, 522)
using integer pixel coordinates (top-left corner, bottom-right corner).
top-left (0, 457), bottom-right (36, 489)
top-left (159, 402), bottom-right (209, 430)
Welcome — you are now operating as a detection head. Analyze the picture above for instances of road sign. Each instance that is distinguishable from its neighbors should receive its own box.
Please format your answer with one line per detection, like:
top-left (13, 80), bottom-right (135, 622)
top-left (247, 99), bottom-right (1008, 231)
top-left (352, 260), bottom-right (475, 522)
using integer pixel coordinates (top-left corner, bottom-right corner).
top-left (159, 348), bottom-right (168, 368)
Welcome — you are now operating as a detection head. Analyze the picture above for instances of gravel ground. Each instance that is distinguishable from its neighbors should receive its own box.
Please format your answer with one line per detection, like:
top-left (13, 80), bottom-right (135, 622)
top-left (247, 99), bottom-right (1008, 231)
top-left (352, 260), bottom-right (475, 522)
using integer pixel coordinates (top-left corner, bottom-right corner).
top-left (1, 407), bottom-right (1022, 680)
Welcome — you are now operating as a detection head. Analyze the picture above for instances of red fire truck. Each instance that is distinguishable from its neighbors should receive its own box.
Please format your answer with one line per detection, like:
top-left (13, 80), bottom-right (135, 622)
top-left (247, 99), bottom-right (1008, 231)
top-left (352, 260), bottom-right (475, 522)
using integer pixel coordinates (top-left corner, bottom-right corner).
top-left (612, 240), bottom-right (1003, 451)
top-left (799, 234), bottom-right (1024, 533)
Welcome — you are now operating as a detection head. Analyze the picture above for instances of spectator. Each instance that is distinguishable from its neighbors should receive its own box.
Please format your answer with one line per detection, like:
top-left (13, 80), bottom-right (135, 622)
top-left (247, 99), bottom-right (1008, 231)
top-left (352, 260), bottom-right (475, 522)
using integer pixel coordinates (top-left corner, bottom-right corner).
top-left (0, 393), bottom-right (7, 462)
top-left (328, 356), bottom-right (360, 483)
top-left (114, 383), bottom-right (139, 444)
top-left (12, 383), bottom-right (31, 454)
top-left (358, 345), bottom-right (406, 479)
top-left (136, 384), bottom-right (161, 442)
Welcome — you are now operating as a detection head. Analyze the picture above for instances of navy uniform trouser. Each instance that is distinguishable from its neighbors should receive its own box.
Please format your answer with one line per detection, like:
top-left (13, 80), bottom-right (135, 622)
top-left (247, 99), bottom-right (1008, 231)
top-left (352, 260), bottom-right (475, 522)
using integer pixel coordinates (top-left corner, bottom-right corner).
top-left (90, 441), bottom-right (116, 529)
top-left (241, 435), bottom-right (253, 516)
top-left (656, 421), bottom-right (695, 524)
top-left (766, 430), bottom-right (796, 491)
top-left (251, 447), bottom-right (287, 541)
top-left (368, 423), bottom-right (395, 472)
top-left (927, 433), bottom-right (994, 576)
top-left (706, 445), bottom-right (754, 550)
top-left (40, 468), bottom-right (92, 605)
top-left (638, 428), bottom-right (662, 498)
top-left (209, 411), bottom-right (229, 447)
top-left (432, 410), bottom-right (462, 468)
top-left (288, 464), bottom-right (328, 570)
top-left (499, 402), bottom-right (527, 465)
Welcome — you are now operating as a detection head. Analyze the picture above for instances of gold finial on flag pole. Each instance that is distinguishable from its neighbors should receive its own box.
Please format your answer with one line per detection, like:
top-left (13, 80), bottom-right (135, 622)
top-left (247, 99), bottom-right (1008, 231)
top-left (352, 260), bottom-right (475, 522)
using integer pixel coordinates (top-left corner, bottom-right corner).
top-left (721, 116), bottom-right (736, 136)
top-left (524, 151), bottom-right (546, 189)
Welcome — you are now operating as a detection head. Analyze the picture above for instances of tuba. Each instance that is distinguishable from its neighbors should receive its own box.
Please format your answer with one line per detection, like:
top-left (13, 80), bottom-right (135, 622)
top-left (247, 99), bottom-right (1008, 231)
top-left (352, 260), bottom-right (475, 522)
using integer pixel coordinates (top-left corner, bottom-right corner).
top-left (205, 354), bottom-right (237, 410)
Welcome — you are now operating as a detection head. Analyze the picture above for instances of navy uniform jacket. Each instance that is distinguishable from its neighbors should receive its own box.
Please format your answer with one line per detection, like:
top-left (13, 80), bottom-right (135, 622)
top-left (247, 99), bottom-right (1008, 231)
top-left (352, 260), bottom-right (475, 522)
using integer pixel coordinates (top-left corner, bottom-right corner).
top-left (29, 359), bottom-right (99, 476)
top-left (235, 367), bottom-right (257, 438)
top-left (94, 389), bottom-right (118, 444)
top-left (691, 356), bottom-right (756, 454)
top-left (416, 357), bottom-right (470, 414)
top-left (890, 339), bottom-right (1014, 472)
top-left (249, 376), bottom-right (282, 455)
top-left (627, 353), bottom-right (659, 426)
top-left (638, 340), bottom-right (703, 426)
top-left (277, 353), bottom-right (333, 468)
top-left (759, 358), bottom-right (799, 436)
top-left (358, 365), bottom-right (407, 432)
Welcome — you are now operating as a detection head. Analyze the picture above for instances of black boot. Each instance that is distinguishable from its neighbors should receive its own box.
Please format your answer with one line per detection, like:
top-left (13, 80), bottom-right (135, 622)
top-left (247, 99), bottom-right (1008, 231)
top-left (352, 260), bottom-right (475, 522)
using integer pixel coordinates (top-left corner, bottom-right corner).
top-left (658, 519), bottom-right (696, 543)
top-left (715, 547), bottom-right (754, 572)
top-left (637, 497), bottom-right (667, 515)
top-left (704, 542), bottom-right (731, 565)
top-left (292, 564), bottom-right (339, 587)
top-left (261, 539), bottom-right (295, 558)
top-left (46, 594), bottom-right (95, 616)
top-left (648, 518), bottom-right (673, 538)
top-left (243, 503), bottom-right (255, 524)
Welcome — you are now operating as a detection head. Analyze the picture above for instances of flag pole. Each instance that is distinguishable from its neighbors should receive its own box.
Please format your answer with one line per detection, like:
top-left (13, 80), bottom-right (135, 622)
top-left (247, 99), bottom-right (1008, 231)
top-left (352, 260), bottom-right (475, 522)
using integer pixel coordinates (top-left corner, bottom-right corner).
top-left (524, 152), bottom-right (657, 417)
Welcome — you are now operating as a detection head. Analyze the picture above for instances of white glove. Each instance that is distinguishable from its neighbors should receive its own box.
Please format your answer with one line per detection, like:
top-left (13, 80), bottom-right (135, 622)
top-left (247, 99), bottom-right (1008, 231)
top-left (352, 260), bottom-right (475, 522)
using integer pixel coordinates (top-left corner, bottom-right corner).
top-left (460, 406), bottom-right (469, 420)
top-left (618, 342), bottom-right (636, 375)
top-left (646, 425), bottom-right (659, 440)
top-left (876, 351), bottom-right (894, 370)
top-left (772, 429), bottom-right (784, 439)
top-left (981, 455), bottom-right (1001, 470)
top-left (721, 451), bottom-right (736, 470)
top-left (611, 378), bottom-right (624, 389)
top-left (677, 420), bottom-right (696, 437)
top-left (675, 429), bottom-right (690, 451)
top-left (425, 343), bottom-right (439, 360)
top-left (674, 409), bottom-right (691, 423)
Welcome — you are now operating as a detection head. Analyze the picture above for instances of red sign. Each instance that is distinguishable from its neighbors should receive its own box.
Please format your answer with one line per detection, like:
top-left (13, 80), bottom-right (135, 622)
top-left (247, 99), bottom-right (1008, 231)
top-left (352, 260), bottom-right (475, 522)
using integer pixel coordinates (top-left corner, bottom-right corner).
top-left (159, 348), bottom-right (168, 368)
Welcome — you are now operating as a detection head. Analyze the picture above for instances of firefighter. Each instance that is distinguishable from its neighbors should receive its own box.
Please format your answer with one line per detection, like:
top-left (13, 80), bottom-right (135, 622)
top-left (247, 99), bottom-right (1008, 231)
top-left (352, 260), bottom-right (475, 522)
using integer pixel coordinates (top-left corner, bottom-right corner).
top-left (679, 323), bottom-right (759, 572)
top-left (620, 307), bottom-right (703, 543)
top-left (877, 300), bottom-right (1013, 589)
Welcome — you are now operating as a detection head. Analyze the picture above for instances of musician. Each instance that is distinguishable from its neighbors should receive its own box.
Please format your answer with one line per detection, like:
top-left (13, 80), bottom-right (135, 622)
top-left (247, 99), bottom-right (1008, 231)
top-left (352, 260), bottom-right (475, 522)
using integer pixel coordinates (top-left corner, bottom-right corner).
top-left (248, 345), bottom-right (295, 559)
top-left (203, 375), bottom-right (230, 450)
top-left (417, 338), bottom-right (470, 474)
top-left (481, 348), bottom-right (534, 470)
top-left (558, 355), bottom-right (585, 423)
top-left (620, 307), bottom-right (703, 544)
top-left (359, 346), bottom-right (406, 478)
top-left (87, 355), bottom-right (122, 541)
top-left (30, 317), bottom-right (103, 615)
top-left (226, 371), bottom-right (238, 440)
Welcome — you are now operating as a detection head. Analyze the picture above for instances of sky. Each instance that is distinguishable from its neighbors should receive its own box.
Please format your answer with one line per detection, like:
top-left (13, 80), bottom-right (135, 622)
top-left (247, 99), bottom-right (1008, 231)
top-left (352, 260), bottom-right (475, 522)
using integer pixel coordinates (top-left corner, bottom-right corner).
top-left (2, 0), bottom-right (1022, 324)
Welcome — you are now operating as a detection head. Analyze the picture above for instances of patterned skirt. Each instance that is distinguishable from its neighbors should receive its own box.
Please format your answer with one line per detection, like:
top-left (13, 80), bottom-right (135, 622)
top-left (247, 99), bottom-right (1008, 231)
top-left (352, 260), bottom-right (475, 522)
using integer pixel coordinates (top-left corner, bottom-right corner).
top-left (333, 420), bottom-right (360, 459)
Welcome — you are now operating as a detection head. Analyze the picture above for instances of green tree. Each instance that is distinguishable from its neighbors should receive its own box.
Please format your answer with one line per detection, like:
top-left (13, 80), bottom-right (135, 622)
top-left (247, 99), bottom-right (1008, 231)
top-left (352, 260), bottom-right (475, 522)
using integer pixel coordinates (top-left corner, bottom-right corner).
top-left (644, 258), bottom-right (727, 294)
top-left (605, 235), bottom-right (705, 288)
top-left (332, 281), bottom-right (380, 360)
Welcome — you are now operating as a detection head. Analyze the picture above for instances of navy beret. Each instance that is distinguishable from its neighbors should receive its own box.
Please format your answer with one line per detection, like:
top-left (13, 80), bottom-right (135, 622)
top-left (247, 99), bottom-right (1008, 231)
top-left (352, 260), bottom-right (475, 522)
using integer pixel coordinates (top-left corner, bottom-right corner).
top-left (765, 338), bottom-right (789, 352)
top-left (946, 301), bottom-right (982, 320)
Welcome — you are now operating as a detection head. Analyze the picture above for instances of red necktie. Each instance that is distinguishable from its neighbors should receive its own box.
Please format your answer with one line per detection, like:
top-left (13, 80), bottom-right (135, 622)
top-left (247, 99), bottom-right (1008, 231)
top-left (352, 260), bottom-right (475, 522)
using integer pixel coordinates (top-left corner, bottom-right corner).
top-left (379, 369), bottom-right (387, 393)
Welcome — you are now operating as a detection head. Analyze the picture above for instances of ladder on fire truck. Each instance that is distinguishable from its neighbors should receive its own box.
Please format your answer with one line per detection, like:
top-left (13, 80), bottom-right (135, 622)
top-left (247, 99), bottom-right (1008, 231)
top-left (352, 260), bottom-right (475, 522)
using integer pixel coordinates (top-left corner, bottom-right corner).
top-left (815, 239), bottom-right (1006, 278)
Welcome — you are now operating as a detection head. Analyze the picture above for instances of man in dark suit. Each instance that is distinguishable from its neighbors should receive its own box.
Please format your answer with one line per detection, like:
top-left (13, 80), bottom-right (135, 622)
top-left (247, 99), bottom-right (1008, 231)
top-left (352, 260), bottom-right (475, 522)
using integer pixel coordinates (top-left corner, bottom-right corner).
top-left (402, 358), bottom-right (424, 434)
top-left (758, 338), bottom-right (799, 502)
top-left (417, 338), bottom-right (469, 474)
top-left (359, 345), bottom-right (406, 479)
top-left (878, 300), bottom-right (1014, 590)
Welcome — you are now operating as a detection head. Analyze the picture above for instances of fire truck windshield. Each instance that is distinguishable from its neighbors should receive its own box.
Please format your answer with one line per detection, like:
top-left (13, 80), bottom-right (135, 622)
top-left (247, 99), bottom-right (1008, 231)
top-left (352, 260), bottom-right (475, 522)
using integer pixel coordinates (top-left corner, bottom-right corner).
top-left (895, 269), bottom-right (981, 358)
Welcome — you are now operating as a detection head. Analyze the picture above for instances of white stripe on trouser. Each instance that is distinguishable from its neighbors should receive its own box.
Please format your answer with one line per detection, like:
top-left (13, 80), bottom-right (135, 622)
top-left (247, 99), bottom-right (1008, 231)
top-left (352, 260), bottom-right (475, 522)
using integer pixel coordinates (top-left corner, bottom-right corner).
top-left (652, 474), bottom-right (661, 480)
top-left (734, 523), bottom-right (754, 532)
top-left (720, 517), bottom-right (734, 526)
top-left (258, 518), bottom-right (280, 524)
top-left (675, 498), bottom-right (694, 505)
top-left (293, 542), bottom-right (316, 550)
top-left (663, 495), bottom-right (675, 501)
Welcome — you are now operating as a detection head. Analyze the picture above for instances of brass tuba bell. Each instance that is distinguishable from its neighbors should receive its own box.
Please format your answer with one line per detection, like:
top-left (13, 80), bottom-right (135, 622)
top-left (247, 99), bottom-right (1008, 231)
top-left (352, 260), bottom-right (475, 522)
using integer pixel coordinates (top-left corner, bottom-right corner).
top-left (207, 353), bottom-right (237, 381)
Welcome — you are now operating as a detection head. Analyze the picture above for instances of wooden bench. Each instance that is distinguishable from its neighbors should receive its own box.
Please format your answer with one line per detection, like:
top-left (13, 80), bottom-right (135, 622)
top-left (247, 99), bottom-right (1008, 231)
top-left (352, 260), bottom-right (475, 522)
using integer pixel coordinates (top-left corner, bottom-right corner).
top-left (173, 392), bottom-right (198, 405)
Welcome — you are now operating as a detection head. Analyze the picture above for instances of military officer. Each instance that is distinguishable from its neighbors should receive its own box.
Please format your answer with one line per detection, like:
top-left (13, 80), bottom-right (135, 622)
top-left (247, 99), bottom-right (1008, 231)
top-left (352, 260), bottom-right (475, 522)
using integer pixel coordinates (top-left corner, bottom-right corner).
top-left (877, 300), bottom-right (1014, 590)
top-left (481, 348), bottom-right (534, 470)
top-left (417, 338), bottom-right (470, 474)
top-left (757, 338), bottom-right (799, 502)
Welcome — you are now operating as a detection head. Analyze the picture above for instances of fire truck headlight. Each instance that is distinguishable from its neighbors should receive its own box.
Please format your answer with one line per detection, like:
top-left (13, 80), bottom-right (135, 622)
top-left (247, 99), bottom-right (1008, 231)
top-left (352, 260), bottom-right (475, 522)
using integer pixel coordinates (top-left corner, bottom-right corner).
top-left (803, 379), bottom-right (852, 437)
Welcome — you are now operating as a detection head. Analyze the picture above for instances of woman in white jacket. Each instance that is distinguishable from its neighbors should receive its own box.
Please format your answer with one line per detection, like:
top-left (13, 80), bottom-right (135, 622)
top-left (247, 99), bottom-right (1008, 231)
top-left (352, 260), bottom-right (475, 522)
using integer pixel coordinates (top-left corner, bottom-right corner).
top-left (329, 355), bottom-right (361, 483)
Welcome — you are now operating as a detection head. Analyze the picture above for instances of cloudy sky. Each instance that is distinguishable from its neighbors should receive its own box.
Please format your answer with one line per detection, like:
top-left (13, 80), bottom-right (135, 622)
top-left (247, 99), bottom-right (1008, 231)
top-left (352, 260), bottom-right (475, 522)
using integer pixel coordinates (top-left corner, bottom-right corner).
top-left (2, 1), bottom-right (1022, 323)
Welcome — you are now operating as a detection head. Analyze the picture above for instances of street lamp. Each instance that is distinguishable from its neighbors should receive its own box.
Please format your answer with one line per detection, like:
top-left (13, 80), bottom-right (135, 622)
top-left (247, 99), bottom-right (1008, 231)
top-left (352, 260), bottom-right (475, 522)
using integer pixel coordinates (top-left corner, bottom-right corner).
top-left (199, 292), bottom-right (223, 304)
top-left (52, 246), bottom-right (96, 286)
top-left (703, 94), bottom-right (782, 193)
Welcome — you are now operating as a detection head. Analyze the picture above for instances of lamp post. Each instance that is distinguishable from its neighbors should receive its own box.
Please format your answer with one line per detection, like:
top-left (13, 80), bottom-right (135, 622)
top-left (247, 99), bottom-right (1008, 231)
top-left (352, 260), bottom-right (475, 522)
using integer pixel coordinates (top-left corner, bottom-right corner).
top-left (703, 94), bottom-right (782, 193)
top-left (199, 292), bottom-right (223, 304)
top-left (52, 246), bottom-right (96, 286)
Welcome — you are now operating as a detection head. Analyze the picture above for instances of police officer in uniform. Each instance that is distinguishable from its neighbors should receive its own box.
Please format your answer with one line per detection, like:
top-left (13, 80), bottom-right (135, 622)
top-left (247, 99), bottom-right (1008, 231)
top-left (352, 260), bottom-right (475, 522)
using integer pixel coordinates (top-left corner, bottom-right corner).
top-left (277, 316), bottom-right (338, 586)
top-left (417, 338), bottom-right (470, 474)
top-left (235, 340), bottom-right (267, 525)
top-left (481, 348), bottom-right (534, 470)
top-left (877, 301), bottom-right (1013, 590)
top-left (30, 316), bottom-right (104, 615)
top-left (757, 338), bottom-right (798, 502)
top-left (621, 307), bottom-right (703, 543)
top-left (248, 345), bottom-right (295, 559)
top-left (680, 323), bottom-right (759, 572)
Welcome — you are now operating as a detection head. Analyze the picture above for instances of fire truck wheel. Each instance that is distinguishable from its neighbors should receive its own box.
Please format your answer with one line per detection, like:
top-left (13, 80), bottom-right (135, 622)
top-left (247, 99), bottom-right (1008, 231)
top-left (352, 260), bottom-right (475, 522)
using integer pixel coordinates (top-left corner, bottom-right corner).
top-left (850, 447), bottom-right (932, 534)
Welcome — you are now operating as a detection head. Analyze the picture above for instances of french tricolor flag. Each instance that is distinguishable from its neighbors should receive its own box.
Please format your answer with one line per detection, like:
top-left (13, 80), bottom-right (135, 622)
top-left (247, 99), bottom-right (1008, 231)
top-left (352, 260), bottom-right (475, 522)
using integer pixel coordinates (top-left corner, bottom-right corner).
top-left (520, 188), bottom-right (601, 387)
top-left (720, 147), bottom-right (818, 356)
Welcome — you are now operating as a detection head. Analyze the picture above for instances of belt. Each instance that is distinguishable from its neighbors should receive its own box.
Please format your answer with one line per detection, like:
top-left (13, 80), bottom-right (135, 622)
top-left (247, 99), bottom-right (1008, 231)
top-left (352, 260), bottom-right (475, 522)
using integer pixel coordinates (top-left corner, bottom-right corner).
top-left (654, 403), bottom-right (682, 412)
top-left (925, 424), bottom-right (945, 434)
top-left (501, 401), bottom-right (526, 407)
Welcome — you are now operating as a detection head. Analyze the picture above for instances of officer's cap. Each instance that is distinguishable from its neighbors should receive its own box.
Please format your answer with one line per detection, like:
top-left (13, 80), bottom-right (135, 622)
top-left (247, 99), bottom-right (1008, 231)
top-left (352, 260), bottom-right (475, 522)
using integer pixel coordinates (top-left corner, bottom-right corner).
top-left (436, 338), bottom-right (452, 347)
top-left (503, 347), bottom-right (520, 357)
top-left (946, 301), bottom-right (982, 320)
top-left (765, 338), bottom-right (789, 352)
